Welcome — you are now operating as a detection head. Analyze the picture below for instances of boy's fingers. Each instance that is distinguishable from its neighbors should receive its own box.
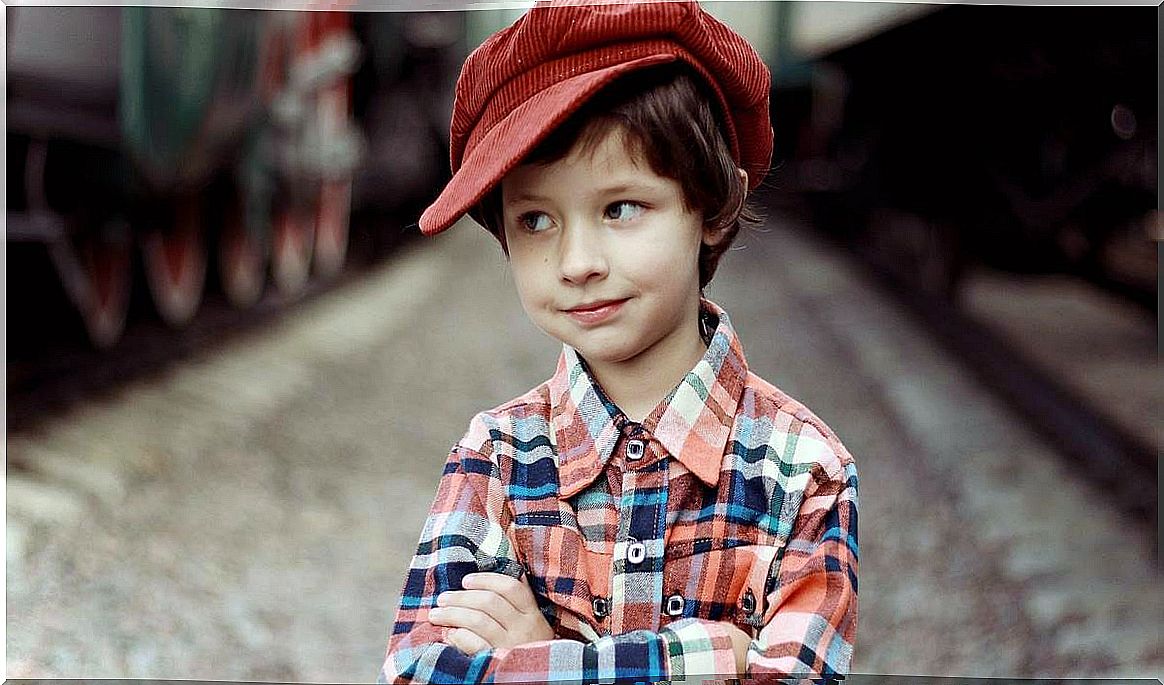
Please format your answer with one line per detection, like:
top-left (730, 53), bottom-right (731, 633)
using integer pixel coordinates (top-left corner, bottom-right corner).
top-left (462, 572), bottom-right (538, 613)
top-left (438, 574), bottom-right (555, 648)
top-left (437, 589), bottom-right (522, 625)
top-left (447, 627), bottom-right (491, 654)
top-left (428, 606), bottom-right (506, 645)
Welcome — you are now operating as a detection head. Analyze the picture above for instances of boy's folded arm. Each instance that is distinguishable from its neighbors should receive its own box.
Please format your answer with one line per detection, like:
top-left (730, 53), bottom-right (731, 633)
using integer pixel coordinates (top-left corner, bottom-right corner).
top-left (378, 442), bottom-right (518, 683)
top-left (744, 459), bottom-right (859, 680)
top-left (379, 444), bottom-right (738, 684)
top-left (384, 624), bottom-right (735, 684)
top-left (384, 613), bottom-right (739, 683)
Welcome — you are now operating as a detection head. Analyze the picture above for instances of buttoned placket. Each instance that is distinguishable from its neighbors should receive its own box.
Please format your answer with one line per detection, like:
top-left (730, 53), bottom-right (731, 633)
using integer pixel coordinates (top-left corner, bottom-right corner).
top-left (606, 422), bottom-right (670, 634)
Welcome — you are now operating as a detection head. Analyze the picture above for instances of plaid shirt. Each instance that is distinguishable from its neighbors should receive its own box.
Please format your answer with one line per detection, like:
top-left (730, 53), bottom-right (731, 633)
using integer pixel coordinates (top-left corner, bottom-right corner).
top-left (380, 299), bottom-right (858, 683)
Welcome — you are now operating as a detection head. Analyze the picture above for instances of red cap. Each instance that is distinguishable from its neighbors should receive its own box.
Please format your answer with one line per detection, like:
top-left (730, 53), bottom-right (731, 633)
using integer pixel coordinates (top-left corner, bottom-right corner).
top-left (418, 0), bottom-right (773, 236)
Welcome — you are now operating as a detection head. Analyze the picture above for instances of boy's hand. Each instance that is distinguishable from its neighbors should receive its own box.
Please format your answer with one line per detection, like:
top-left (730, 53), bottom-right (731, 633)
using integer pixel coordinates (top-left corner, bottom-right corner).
top-left (724, 622), bottom-right (752, 674)
top-left (430, 572), bottom-right (554, 653)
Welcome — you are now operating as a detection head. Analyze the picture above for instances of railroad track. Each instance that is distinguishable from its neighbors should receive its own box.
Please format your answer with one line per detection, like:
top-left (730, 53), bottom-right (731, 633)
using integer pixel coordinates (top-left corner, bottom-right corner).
top-left (873, 264), bottom-right (1159, 529)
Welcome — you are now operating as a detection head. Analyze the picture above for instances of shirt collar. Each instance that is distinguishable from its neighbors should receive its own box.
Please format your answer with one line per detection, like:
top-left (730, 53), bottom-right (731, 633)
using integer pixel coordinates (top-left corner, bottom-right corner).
top-left (549, 298), bottom-right (749, 498)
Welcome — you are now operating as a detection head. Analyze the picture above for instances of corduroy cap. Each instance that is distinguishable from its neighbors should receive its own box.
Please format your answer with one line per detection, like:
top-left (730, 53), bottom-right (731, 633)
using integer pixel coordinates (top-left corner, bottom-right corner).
top-left (418, 0), bottom-right (773, 236)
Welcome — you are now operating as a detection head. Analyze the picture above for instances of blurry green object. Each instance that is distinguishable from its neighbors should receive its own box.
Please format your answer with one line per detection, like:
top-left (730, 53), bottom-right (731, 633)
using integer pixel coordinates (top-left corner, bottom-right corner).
top-left (120, 7), bottom-right (266, 191)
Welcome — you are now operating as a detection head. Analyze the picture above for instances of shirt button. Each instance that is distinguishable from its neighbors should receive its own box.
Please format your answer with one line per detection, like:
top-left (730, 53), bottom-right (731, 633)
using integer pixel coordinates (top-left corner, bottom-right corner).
top-left (626, 539), bottom-right (646, 565)
top-left (664, 594), bottom-right (685, 617)
top-left (626, 439), bottom-right (645, 461)
top-left (592, 596), bottom-right (610, 619)
top-left (741, 588), bottom-right (757, 615)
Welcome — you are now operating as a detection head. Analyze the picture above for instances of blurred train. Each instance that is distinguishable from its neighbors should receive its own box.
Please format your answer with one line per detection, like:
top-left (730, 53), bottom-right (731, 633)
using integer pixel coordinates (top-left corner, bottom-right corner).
top-left (769, 3), bottom-right (1158, 309)
top-left (8, 4), bottom-right (1156, 353)
top-left (6, 7), bottom-right (465, 349)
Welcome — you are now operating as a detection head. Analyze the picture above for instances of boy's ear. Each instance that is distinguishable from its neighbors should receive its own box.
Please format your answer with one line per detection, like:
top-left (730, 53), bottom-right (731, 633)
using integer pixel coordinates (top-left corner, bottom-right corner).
top-left (701, 222), bottom-right (725, 247)
top-left (701, 168), bottom-right (749, 247)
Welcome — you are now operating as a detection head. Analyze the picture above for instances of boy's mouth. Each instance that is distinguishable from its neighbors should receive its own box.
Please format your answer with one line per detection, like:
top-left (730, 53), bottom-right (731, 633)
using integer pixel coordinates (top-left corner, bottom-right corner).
top-left (563, 298), bottom-right (628, 324)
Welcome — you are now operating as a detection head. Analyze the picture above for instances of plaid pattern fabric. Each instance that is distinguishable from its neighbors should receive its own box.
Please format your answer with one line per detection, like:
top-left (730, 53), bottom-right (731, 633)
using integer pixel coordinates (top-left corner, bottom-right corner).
top-left (380, 299), bottom-right (858, 683)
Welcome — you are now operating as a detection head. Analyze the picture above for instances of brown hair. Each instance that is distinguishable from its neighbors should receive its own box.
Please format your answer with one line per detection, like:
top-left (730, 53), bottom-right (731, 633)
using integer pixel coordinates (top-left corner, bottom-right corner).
top-left (474, 64), bottom-right (760, 288)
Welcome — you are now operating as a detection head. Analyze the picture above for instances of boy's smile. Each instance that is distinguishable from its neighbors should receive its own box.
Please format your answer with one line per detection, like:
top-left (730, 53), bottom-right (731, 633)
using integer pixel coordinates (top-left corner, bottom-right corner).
top-left (562, 298), bottom-right (628, 326)
top-left (501, 127), bottom-right (715, 412)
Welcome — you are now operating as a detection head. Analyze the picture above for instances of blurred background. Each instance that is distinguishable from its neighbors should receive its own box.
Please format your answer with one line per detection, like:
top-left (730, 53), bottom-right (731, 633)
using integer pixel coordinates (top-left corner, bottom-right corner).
top-left (6, 1), bottom-right (1160, 680)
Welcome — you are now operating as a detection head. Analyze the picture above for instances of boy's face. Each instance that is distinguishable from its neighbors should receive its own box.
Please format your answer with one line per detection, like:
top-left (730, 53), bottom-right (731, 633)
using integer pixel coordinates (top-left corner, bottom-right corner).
top-left (501, 127), bottom-right (713, 372)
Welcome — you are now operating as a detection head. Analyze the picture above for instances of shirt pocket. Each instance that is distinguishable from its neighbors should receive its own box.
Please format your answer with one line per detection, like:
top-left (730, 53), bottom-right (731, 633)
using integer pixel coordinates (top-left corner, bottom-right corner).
top-left (662, 542), bottom-right (778, 635)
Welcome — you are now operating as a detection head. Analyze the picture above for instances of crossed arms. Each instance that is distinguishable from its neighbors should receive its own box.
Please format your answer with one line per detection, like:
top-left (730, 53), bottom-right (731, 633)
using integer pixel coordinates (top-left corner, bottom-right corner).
top-left (378, 445), bottom-right (857, 683)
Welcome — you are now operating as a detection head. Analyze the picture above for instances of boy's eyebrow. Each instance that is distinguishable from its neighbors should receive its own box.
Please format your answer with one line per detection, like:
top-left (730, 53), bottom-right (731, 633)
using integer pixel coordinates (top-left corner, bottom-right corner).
top-left (504, 191), bottom-right (551, 206)
top-left (593, 182), bottom-right (659, 197)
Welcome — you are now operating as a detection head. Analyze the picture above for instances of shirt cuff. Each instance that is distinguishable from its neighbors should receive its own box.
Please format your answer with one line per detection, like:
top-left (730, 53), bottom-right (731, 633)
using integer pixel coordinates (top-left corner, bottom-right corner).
top-left (659, 618), bottom-right (740, 679)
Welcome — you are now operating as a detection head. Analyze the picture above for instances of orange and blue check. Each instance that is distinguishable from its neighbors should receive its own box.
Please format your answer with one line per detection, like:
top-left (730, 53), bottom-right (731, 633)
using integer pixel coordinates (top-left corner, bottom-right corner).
top-left (380, 299), bottom-right (858, 683)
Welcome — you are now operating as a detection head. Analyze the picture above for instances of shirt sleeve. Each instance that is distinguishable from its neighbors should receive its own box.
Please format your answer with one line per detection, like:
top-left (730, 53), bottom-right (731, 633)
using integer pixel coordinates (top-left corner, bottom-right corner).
top-left (745, 455), bottom-right (859, 679)
top-left (379, 444), bottom-right (739, 684)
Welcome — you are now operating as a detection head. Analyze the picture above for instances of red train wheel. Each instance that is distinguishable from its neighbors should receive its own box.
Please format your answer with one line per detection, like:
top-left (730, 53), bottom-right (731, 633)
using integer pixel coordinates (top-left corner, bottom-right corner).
top-left (270, 205), bottom-right (314, 295)
top-left (76, 228), bottom-right (132, 349)
top-left (313, 178), bottom-right (351, 278)
top-left (143, 196), bottom-right (207, 326)
top-left (312, 78), bottom-right (353, 278)
top-left (218, 196), bottom-right (267, 309)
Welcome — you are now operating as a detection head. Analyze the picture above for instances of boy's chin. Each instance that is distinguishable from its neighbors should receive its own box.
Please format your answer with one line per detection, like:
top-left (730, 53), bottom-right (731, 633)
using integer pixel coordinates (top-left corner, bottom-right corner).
top-left (531, 314), bottom-right (653, 365)
top-left (563, 336), bottom-right (646, 367)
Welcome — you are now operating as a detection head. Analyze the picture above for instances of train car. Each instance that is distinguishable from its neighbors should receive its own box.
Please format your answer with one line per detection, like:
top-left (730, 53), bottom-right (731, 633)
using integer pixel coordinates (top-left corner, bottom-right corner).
top-left (6, 7), bottom-right (464, 350)
top-left (769, 3), bottom-right (1158, 307)
top-left (348, 10), bottom-right (464, 249)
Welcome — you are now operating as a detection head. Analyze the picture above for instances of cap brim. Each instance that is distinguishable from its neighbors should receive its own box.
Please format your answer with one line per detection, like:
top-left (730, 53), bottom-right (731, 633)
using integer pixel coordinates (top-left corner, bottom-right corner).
top-left (419, 53), bottom-right (678, 236)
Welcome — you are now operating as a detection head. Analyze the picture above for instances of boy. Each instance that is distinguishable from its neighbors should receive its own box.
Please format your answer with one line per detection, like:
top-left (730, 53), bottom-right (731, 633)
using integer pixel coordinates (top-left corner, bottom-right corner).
top-left (380, 1), bottom-right (858, 682)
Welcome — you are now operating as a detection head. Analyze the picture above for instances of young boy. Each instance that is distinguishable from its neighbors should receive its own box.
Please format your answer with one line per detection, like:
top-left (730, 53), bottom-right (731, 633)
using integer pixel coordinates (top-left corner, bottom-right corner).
top-left (380, 1), bottom-right (858, 682)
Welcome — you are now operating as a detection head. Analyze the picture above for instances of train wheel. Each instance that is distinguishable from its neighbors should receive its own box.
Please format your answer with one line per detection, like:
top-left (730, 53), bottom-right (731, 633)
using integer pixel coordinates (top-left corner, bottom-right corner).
top-left (218, 196), bottom-right (267, 309)
top-left (143, 195), bottom-right (207, 326)
top-left (313, 179), bottom-right (351, 278)
top-left (312, 78), bottom-right (353, 278)
top-left (76, 226), bottom-right (133, 349)
top-left (270, 205), bottom-right (314, 295)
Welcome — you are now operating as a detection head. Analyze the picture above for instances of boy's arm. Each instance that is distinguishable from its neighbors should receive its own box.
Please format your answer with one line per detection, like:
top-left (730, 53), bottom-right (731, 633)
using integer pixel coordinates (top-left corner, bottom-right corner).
top-left (740, 456), bottom-right (859, 679)
top-left (379, 444), bottom-right (738, 684)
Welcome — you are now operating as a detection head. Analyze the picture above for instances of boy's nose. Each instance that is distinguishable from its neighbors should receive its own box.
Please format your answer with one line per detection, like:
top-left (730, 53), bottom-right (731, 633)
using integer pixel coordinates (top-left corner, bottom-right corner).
top-left (557, 223), bottom-right (608, 284)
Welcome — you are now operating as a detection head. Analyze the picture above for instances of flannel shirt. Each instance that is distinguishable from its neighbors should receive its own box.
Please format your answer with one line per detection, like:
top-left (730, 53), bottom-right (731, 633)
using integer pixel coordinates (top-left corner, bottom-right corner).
top-left (380, 299), bottom-right (858, 683)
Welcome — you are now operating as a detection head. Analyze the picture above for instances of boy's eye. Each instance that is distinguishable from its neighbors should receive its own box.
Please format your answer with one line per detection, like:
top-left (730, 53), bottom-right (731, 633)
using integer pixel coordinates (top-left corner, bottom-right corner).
top-left (604, 201), bottom-right (644, 222)
top-left (517, 212), bottom-right (553, 233)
